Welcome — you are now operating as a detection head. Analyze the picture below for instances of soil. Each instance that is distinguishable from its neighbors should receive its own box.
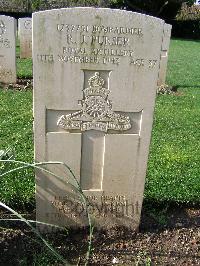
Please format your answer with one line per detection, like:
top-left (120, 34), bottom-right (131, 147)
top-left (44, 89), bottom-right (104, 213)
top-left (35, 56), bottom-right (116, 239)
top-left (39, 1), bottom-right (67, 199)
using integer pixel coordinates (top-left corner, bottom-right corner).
top-left (0, 78), bottom-right (33, 91)
top-left (0, 203), bottom-right (200, 266)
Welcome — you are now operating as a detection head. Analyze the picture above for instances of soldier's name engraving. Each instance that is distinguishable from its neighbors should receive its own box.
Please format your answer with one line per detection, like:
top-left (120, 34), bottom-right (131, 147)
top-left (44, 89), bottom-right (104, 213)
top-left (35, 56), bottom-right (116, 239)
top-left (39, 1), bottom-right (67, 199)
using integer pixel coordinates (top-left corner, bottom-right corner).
top-left (65, 34), bottom-right (129, 47)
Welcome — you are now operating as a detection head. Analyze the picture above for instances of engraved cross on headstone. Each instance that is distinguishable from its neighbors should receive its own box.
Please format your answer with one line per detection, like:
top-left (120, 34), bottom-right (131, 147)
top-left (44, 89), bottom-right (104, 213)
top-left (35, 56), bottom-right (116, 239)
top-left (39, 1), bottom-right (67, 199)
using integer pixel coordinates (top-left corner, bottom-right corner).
top-left (57, 71), bottom-right (133, 190)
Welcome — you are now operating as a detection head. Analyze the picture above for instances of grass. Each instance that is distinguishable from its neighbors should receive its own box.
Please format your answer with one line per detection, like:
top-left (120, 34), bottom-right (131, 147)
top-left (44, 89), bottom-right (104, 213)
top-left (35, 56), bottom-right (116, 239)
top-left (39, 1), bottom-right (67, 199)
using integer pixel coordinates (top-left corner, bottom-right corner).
top-left (167, 39), bottom-right (200, 87)
top-left (17, 58), bottom-right (33, 78)
top-left (0, 90), bottom-right (34, 208)
top-left (0, 38), bottom-right (200, 208)
top-left (16, 38), bottom-right (33, 79)
top-left (145, 38), bottom-right (200, 203)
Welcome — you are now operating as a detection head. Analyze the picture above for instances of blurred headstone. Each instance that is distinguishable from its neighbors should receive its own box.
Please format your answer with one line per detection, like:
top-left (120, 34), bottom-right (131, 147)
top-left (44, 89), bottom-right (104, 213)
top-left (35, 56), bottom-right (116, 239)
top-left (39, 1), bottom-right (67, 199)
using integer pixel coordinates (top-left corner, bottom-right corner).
top-left (0, 15), bottom-right (16, 83)
top-left (157, 23), bottom-right (172, 86)
top-left (18, 18), bottom-right (32, 58)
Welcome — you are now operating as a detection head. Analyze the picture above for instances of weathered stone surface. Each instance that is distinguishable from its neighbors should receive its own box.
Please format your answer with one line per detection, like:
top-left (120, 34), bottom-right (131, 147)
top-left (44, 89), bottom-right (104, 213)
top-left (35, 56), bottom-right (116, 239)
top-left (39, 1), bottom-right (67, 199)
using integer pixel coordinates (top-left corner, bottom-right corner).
top-left (0, 15), bottom-right (16, 83)
top-left (157, 23), bottom-right (172, 86)
top-left (18, 18), bottom-right (32, 58)
top-left (33, 8), bottom-right (165, 231)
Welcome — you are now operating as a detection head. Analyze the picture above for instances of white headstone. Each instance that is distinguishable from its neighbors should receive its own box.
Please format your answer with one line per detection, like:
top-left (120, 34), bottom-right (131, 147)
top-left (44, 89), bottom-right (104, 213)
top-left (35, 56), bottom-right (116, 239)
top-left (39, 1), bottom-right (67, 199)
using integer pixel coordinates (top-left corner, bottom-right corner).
top-left (33, 8), bottom-right (166, 231)
top-left (157, 23), bottom-right (172, 86)
top-left (18, 18), bottom-right (32, 58)
top-left (0, 15), bottom-right (16, 83)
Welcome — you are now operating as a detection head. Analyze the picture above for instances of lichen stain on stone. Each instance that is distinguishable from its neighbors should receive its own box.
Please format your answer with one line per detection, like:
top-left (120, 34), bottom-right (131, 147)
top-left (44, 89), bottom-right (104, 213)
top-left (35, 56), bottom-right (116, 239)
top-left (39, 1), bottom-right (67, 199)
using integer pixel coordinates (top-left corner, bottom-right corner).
top-left (95, 15), bottom-right (103, 23)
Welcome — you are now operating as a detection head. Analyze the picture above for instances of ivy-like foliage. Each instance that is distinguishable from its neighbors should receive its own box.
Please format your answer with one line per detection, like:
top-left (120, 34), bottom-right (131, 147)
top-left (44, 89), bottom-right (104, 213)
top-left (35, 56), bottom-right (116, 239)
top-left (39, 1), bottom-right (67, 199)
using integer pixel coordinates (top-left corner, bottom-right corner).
top-left (176, 2), bottom-right (200, 20)
top-left (11, 0), bottom-right (197, 18)
top-left (113, 0), bottom-right (196, 18)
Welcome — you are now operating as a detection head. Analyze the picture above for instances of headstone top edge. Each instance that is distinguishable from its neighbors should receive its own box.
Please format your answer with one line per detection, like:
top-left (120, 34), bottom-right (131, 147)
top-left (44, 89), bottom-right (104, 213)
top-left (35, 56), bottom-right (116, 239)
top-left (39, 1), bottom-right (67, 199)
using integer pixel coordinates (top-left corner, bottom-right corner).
top-left (18, 17), bottom-right (32, 20)
top-left (32, 7), bottom-right (164, 23)
top-left (164, 23), bottom-right (172, 30)
top-left (0, 15), bottom-right (15, 21)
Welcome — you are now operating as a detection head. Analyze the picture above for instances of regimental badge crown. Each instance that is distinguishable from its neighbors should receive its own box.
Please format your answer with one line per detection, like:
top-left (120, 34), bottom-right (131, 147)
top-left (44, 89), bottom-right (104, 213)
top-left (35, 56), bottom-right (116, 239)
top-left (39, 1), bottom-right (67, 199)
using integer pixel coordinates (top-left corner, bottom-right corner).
top-left (83, 72), bottom-right (110, 99)
top-left (57, 72), bottom-right (132, 132)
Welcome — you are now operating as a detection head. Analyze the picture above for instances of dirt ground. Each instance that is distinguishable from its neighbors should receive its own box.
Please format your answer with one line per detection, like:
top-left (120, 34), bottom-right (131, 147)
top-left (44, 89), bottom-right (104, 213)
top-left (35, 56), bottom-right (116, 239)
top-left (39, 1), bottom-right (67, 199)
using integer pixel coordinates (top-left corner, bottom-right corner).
top-left (0, 203), bottom-right (200, 266)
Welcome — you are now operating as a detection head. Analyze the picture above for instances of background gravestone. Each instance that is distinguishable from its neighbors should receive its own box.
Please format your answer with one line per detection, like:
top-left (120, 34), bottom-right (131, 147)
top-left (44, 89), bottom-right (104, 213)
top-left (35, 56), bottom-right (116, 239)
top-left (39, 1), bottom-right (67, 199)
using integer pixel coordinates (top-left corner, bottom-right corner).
top-left (33, 8), bottom-right (167, 231)
top-left (0, 15), bottom-right (16, 83)
top-left (18, 18), bottom-right (32, 58)
top-left (158, 23), bottom-right (172, 86)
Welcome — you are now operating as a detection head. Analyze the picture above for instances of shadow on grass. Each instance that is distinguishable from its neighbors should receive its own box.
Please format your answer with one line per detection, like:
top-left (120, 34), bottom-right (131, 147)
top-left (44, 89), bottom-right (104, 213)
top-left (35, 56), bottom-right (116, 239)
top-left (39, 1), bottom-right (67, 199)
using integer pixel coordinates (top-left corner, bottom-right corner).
top-left (140, 200), bottom-right (200, 233)
top-left (171, 37), bottom-right (200, 43)
top-left (172, 85), bottom-right (200, 89)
